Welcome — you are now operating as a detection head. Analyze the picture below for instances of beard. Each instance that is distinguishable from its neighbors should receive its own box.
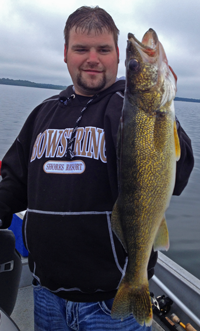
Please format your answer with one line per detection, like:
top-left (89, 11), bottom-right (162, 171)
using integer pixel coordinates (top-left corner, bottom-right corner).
top-left (76, 71), bottom-right (107, 95)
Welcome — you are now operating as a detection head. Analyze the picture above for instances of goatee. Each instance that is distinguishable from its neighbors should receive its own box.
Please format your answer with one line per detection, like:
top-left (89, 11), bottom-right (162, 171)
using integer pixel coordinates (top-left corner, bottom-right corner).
top-left (76, 72), bottom-right (107, 95)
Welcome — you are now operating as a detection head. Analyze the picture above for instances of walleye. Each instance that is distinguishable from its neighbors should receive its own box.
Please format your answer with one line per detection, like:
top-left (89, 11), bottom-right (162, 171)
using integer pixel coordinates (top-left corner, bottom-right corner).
top-left (111, 29), bottom-right (181, 326)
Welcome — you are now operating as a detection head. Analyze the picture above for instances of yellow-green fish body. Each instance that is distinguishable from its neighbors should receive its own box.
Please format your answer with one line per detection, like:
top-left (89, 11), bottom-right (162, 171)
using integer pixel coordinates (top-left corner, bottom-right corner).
top-left (111, 29), bottom-right (181, 325)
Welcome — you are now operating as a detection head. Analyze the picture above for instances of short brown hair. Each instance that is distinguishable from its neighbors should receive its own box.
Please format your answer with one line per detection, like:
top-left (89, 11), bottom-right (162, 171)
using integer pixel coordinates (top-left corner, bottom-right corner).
top-left (64, 6), bottom-right (119, 49)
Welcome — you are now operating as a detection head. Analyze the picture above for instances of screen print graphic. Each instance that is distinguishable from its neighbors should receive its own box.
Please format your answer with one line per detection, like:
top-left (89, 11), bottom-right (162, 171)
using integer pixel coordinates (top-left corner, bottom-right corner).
top-left (30, 126), bottom-right (107, 174)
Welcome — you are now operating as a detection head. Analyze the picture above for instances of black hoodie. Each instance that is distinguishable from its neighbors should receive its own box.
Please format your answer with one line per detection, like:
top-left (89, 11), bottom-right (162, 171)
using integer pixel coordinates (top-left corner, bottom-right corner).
top-left (0, 79), bottom-right (194, 302)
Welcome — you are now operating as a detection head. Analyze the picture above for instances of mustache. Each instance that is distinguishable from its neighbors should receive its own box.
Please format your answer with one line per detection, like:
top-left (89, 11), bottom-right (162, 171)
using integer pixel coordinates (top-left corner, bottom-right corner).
top-left (80, 65), bottom-right (105, 71)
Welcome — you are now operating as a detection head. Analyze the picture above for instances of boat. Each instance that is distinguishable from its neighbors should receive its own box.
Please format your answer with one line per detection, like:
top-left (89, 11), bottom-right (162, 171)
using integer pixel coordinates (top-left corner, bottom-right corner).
top-left (1, 211), bottom-right (200, 331)
top-left (150, 252), bottom-right (200, 331)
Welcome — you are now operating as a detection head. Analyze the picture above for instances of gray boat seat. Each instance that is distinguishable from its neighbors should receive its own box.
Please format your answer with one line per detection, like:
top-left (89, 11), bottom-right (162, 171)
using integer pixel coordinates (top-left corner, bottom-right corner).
top-left (0, 229), bottom-right (22, 316)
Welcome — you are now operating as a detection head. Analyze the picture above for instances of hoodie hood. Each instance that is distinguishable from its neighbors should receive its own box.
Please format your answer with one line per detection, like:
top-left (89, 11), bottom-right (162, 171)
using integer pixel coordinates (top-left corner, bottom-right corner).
top-left (59, 79), bottom-right (125, 105)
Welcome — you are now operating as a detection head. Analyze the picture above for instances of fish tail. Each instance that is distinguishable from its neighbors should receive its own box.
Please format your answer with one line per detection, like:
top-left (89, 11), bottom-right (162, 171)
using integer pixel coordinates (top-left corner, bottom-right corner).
top-left (111, 279), bottom-right (153, 326)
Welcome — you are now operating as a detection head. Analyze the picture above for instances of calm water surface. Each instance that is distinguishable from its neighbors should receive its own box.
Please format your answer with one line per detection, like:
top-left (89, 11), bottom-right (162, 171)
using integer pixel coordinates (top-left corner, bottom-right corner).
top-left (0, 84), bottom-right (200, 279)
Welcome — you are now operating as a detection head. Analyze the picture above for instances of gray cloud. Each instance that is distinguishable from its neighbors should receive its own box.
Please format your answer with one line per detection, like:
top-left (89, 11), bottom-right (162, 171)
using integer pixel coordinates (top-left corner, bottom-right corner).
top-left (0, 0), bottom-right (200, 98)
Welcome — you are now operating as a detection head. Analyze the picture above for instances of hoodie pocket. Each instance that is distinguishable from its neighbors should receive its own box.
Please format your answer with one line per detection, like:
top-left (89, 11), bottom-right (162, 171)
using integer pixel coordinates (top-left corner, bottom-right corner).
top-left (23, 209), bottom-right (127, 293)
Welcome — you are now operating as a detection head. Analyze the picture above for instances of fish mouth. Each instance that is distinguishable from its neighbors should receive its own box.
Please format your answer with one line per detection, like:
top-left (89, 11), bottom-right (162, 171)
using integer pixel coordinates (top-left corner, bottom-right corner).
top-left (128, 29), bottom-right (158, 49)
top-left (127, 29), bottom-right (158, 63)
top-left (128, 29), bottom-right (177, 86)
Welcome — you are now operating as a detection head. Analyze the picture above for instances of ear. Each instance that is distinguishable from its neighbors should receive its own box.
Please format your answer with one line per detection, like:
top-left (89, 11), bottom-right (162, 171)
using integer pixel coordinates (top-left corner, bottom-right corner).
top-left (64, 44), bottom-right (67, 63)
top-left (117, 46), bottom-right (120, 64)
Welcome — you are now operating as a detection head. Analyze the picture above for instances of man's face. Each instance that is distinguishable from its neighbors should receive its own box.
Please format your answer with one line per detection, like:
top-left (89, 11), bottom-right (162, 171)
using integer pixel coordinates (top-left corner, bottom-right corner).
top-left (64, 27), bottom-right (119, 96)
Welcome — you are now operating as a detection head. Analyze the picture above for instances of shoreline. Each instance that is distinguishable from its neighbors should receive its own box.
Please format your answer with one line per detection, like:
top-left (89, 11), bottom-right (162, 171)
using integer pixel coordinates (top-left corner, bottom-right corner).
top-left (1, 78), bottom-right (200, 103)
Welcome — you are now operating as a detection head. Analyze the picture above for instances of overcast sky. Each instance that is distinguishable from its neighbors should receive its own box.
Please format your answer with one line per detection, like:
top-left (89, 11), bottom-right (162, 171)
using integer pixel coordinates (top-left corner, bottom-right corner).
top-left (0, 0), bottom-right (200, 98)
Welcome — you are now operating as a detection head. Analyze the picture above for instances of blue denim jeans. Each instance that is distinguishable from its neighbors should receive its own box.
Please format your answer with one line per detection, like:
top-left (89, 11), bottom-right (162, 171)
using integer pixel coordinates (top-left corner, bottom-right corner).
top-left (33, 282), bottom-right (152, 331)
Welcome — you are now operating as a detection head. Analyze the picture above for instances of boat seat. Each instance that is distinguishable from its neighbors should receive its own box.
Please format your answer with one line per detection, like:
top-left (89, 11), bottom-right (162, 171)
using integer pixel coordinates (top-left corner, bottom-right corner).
top-left (0, 229), bottom-right (22, 316)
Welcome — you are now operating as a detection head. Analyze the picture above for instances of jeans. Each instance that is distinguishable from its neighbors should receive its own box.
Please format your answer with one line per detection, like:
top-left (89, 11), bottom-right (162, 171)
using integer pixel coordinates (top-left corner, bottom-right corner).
top-left (33, 282), bottom-right (152, 331)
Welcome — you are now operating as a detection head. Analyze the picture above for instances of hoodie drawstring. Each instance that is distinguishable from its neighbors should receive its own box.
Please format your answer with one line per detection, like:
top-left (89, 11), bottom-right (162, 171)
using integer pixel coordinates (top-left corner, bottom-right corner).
top-left (60, 94), bottom-right (97, 160)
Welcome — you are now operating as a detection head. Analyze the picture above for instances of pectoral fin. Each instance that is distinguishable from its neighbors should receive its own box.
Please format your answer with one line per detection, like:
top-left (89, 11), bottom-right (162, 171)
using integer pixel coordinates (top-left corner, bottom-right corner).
top-left (111, 201), bottom-right (127, 252)
top-left (174, 120), bottom-right (181, 161)
top-left (154, 216), bottom-right (170, 251)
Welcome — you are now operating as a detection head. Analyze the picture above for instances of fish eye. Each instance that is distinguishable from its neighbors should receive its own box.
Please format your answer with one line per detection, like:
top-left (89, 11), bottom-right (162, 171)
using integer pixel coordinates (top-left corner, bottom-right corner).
top-left (129, 59), bottom-right (140, 71)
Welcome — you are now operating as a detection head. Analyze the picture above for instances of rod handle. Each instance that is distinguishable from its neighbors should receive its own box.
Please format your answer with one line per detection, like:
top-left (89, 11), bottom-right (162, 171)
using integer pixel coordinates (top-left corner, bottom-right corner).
top-left (185, 323), bottom-right (197, 331)
top-left (171, 314), bottom-right (197, 331)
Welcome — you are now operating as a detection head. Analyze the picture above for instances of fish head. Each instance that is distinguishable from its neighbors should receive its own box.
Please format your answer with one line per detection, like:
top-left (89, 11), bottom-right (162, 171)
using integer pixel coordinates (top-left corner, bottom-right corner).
top-left (126, 29), bottom-right (177, 110)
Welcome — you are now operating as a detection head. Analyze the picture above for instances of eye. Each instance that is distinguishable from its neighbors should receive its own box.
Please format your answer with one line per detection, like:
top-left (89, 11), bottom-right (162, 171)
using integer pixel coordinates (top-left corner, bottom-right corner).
top-left (101, 49), bottom-right (110, 53)
top-left (74, 48), bottom-right (87, 53)
top-left (99, 47), bottom-right (111, 54)
top-left (128, 59), bottom-right (140, 71)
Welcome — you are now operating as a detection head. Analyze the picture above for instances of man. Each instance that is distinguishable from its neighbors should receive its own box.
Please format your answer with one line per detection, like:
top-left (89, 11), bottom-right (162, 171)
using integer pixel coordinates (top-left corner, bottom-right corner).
top-left (0, 6), bottom-right (194, 331)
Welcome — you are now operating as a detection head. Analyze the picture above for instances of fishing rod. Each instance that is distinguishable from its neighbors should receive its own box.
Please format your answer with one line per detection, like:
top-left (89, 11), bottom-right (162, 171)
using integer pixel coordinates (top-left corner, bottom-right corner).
top-left (151, 293), bottom-right (198, 331)
top-left (171, 314), bottom-right (197, 331)
top-left (152, 275), bottom-right (200, 327)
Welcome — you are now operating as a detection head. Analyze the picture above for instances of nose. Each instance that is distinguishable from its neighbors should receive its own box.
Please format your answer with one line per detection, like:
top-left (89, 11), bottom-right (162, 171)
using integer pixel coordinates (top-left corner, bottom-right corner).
top-left (87, 49), bottom-right (99, 64)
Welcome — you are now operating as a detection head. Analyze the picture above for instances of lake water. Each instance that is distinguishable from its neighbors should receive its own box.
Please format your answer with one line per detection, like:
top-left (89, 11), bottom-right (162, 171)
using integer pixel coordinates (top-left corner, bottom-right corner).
top-left (0, 84), bottom-right (200, 279)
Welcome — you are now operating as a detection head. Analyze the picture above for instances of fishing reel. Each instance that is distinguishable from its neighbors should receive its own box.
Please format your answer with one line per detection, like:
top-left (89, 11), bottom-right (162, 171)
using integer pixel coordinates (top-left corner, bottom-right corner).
top-left (150, 292), bottom-right (173, 315)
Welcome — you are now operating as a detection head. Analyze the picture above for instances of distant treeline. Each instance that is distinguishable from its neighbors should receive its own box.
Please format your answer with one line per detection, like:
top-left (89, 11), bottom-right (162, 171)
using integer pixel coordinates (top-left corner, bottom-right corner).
top-left (0, 78), bottom-right (200, 103)
top-left (174, 96), bottom-right (200, 103)
top-left (0, 78), bottom-right (66, 91)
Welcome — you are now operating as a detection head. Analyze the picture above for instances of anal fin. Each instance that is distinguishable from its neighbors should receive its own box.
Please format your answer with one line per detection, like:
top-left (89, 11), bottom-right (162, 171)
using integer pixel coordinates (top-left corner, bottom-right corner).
top-left (154, 216), bottom-right (170, 251)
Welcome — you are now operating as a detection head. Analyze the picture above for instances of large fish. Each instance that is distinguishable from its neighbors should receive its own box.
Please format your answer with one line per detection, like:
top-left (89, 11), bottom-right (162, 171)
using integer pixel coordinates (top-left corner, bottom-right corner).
top-left (111, 29), bottom-right (181, 325)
